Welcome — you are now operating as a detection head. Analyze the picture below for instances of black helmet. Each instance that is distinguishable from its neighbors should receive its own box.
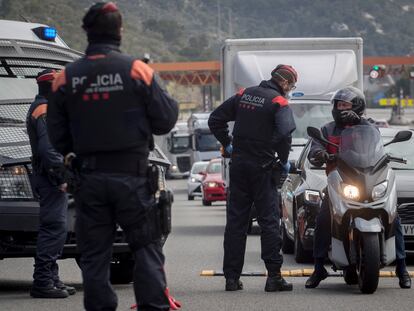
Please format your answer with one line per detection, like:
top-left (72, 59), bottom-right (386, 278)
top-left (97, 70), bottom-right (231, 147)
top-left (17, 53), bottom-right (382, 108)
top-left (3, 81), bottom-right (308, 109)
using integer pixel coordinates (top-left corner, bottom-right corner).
top-left (331, 86), bottom-right (365, 124)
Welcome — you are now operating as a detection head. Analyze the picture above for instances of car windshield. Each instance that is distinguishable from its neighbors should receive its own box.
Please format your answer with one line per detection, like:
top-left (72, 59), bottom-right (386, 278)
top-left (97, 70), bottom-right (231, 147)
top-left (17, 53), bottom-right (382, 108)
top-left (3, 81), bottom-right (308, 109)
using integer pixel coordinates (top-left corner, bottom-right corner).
top-left (384, 134), bottom-right (414, 170)
top-left (338, 125), bottom-right (384, 169)
top-left (207, 161), bottom-right (221, 174)
top-left (170, 135), bottom-right (190, 154)
top-left (291, 103), bottom-right (332, 139)
top-left (196, 133), bottom-right (221, 152)
top-left (191, 162), bottom-right (208, 174)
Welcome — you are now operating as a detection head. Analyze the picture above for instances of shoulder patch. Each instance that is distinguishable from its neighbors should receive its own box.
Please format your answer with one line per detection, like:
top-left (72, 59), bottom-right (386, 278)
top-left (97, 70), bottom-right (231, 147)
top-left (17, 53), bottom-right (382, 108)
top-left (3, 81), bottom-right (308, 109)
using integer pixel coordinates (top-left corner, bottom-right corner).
top-left (237, 88), bottom-right (246, 96)
top-left (130, 60), bottom-right (154, 87)
top-left (32, 104), bottom-right (47, 119)
top-left (52, 69), bottom-right (66, 93)
top-left (271, 95), bottom-right (288, 107)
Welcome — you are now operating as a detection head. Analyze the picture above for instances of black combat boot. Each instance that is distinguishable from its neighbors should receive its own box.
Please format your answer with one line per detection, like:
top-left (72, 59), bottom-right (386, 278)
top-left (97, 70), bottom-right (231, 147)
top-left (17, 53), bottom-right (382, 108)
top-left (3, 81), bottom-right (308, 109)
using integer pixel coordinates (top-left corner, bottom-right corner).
top-left (55, 281), bottom-right (77, 295)
top-left (265, 273), bottom-right (293, 292)
top-left (396, 259), bottom-right (411, 289)
top-left (30, 285), bottom-right (69, 298)
top-left (225, 278), bottom-right (243, 291)
top-left (305, 267), bottom-right (328, 288)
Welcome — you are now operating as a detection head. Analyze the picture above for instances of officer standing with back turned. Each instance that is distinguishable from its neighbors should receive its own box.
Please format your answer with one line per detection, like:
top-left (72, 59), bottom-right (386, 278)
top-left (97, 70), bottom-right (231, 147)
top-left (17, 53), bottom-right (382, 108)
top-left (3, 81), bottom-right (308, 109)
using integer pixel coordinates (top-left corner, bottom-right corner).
top-left (208, 65), bottom-right (297, 292)
top-left (47, 2), bottom-right (178, 310)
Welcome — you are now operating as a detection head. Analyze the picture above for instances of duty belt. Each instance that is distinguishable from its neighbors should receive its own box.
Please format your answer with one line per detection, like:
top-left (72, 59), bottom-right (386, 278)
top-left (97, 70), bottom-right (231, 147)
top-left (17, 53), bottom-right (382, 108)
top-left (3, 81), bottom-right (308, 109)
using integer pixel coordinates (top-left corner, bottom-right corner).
top-left (79, 153), bottom-right (148, 176)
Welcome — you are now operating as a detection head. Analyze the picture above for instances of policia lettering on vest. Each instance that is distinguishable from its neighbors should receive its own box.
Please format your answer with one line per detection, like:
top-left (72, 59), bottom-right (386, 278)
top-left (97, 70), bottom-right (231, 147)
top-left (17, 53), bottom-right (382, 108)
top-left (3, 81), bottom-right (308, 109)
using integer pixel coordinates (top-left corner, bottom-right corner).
top-left (46, 2), bottom-right (179, 311)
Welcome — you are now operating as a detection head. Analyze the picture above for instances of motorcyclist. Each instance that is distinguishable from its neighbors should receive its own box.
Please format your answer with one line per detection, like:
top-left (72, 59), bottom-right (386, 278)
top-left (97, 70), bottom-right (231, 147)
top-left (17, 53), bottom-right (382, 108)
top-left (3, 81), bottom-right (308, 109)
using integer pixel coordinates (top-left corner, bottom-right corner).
top-left (305, 86), bottom-right (411, 289)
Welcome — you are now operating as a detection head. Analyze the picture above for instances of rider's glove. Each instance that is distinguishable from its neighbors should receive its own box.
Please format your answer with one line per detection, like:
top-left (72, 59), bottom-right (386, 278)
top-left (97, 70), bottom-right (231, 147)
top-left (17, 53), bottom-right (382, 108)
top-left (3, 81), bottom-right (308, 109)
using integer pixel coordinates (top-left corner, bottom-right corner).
top-left (340, 110), bottom-right (361, 125)
top-left (314, 150), bottom-right (330, 163)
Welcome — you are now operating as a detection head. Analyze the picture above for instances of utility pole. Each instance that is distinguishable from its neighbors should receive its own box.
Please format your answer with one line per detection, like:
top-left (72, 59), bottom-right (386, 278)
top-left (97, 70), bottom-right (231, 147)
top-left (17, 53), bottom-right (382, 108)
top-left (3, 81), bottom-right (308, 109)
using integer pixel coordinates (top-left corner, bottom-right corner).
top-left (228, 8), bottom-right (233, 38)
top-left (217, 0), bottom-right (221, 41)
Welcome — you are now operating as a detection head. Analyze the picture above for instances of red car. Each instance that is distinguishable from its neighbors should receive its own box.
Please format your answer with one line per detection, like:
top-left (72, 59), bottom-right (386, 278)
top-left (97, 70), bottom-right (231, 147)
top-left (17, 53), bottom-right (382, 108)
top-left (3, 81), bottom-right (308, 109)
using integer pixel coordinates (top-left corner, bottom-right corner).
top-left (201, 158), bottom-right (226, 206)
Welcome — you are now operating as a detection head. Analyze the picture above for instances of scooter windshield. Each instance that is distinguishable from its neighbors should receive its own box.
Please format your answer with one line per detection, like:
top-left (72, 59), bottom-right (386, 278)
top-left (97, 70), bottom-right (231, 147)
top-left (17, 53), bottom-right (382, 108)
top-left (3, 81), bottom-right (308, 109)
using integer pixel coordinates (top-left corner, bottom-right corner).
top-left (338, 125), bottom-right (385, 169)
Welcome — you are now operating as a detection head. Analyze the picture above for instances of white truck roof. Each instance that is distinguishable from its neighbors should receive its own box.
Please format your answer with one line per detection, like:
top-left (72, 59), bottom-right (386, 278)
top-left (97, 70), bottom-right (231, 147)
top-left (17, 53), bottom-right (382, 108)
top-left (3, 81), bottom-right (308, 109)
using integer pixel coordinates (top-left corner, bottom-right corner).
top-left (221, 37), bottom-right (363, 101)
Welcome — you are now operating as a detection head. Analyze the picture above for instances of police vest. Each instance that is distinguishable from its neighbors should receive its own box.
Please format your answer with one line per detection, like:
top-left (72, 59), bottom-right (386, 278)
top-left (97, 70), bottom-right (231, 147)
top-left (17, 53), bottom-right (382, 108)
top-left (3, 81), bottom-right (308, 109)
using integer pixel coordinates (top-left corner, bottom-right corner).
top-left (232, 84), bottom-right (288, 157)
top-left (64, 51), bottom-right (150, 156)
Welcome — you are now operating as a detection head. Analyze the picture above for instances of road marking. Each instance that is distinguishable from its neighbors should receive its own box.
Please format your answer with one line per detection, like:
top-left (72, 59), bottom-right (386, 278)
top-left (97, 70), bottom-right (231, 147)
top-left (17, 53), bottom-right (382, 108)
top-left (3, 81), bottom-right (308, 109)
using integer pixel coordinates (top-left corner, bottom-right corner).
top-left (201, 269), bottom-right (414, 277)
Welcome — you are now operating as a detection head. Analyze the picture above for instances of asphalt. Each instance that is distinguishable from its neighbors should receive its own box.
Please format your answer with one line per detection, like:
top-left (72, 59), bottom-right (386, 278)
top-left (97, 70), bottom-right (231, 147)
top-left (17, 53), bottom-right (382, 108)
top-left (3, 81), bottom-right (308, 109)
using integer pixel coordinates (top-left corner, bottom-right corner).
top-left (0, 179), bottom-right (413, 311)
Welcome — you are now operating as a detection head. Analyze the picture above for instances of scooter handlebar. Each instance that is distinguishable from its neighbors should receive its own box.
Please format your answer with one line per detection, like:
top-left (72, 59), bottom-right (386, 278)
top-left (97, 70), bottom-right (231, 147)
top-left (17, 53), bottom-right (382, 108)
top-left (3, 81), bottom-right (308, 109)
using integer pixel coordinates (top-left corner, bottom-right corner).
top-left (388, 155), bottom-right (407, 164)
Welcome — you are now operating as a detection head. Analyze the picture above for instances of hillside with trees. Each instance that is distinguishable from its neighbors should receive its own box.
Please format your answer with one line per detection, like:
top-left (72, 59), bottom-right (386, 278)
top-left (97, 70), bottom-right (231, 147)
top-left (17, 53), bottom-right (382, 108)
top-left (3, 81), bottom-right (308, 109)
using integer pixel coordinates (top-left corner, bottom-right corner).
top-left (1, 0), bottom-right (413, 61)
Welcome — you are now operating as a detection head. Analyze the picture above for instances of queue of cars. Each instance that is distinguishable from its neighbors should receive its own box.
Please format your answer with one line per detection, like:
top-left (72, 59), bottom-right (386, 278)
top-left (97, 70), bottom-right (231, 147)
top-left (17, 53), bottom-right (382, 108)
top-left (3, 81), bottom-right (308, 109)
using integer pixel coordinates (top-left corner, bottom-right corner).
top-left (187, 158), bottom-right (227, 206)
top-left (281, 127), bottom-right (414, 263)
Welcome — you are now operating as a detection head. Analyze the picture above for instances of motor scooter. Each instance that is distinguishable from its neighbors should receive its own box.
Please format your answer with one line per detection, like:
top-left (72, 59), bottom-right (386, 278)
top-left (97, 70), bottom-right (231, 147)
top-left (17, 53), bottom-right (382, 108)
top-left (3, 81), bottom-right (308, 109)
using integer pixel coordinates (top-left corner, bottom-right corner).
top-left (307, 125), bottom-right (412, 294)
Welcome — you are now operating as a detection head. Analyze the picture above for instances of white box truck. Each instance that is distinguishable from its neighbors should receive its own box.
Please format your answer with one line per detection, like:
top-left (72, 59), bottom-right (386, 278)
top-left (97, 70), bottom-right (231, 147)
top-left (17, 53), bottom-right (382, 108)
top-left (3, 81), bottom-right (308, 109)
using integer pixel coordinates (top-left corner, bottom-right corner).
top-left (220, 37), bottom-right (363, 191)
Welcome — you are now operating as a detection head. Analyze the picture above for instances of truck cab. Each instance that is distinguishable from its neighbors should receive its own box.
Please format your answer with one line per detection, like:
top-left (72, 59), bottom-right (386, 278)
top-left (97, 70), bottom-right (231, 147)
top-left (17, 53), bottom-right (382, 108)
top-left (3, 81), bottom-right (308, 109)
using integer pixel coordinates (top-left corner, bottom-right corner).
top-left (188, 113), bottom-right (221, 165)
top-left (154, 122), bottom-right (192, 179)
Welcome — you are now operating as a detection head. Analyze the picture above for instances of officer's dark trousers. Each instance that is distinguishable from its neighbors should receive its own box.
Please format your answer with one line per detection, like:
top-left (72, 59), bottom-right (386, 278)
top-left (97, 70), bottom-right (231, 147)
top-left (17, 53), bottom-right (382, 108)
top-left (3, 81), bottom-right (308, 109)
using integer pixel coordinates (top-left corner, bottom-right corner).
top-left (75, 172), bottom-right (169, 311)
top-left (33, 175), bottom-right (68, 288)
top-left (314, 195), bottom-right (407, 260)
top-left (224, 157), bottom-right (283, 280)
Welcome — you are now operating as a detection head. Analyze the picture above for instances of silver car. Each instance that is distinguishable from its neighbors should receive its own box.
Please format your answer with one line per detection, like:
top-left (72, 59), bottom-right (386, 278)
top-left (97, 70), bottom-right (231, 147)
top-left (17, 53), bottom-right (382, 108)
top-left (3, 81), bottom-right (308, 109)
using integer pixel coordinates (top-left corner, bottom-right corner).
top-left (187, 161), bottom-right (209, 200)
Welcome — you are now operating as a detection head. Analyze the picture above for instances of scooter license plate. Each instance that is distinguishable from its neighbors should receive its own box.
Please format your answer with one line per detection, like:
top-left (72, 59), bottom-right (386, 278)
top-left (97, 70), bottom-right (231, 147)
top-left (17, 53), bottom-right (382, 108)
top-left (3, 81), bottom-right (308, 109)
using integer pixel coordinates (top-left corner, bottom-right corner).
top-left (402, 224), bottom-right (414, 236)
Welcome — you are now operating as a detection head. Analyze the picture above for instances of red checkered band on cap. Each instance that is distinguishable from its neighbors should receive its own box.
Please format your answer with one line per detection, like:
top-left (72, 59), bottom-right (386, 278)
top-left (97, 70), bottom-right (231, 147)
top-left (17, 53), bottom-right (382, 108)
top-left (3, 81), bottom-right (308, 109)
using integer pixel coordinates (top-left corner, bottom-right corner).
top-left (101, 2), bottom-right (118, 13)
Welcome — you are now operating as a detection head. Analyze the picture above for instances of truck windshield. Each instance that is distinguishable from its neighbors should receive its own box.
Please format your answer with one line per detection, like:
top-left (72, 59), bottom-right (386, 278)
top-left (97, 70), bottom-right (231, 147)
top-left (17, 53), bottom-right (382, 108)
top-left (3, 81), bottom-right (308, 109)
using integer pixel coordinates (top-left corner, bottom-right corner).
top-left (290, 103), bottom-right (332, 139)
top-left (169, 135), bottom-right (190, 154)
top-left (196, 133), bottom-right (221, 152)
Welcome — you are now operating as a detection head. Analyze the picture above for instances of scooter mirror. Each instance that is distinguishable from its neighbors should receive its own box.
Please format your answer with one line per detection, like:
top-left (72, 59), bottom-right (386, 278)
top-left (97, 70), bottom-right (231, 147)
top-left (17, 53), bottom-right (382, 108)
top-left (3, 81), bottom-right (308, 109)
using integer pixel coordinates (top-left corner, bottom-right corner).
top-left (307, 126), bottom-right (339, 148)
top-left (307, 127), bottom-right (322, 140)
top-left (384, 130), bottom-right (412, 146)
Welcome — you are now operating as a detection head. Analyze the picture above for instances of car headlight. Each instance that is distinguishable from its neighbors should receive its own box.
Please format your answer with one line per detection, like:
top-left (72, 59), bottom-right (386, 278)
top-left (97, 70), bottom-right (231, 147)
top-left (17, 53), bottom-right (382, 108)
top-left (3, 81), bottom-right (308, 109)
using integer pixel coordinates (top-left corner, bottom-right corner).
top-left (372, 181), bottom-right (387, 200)
top-left (207, 182), bottom-right (218, 188)
top-left (304, 190), bottom-right (321, 204)
top-left (191, 177), bottom-right (197, 183)
top-left (170, 165), bottom-right (178, 172)
top-left (342, 184), bottom-right (360, 200)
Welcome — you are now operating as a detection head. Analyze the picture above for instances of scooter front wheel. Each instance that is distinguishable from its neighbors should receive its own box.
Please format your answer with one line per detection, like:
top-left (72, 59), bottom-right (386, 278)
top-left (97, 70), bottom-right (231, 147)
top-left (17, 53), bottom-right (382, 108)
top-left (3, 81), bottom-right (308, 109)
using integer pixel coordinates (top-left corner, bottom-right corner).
top-left (357, 232), bottom-right (380, 294)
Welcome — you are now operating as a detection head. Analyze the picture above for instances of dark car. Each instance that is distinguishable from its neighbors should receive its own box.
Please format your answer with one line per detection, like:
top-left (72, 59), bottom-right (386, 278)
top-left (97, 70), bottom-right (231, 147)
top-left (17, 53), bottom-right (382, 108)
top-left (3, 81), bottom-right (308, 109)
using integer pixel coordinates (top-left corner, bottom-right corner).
top-left (281, 127), bottom-right (414, 263)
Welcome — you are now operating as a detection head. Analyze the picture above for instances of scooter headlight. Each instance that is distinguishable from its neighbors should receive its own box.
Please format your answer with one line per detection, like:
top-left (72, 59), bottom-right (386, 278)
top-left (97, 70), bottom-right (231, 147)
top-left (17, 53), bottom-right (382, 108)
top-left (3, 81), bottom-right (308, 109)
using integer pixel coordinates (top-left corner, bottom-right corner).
top-left (342, 184), bottom-right (360, 200)
top-left (304, 190), bottom-right (322, 204)
top-left (372, 181), bottom-right (388, 200)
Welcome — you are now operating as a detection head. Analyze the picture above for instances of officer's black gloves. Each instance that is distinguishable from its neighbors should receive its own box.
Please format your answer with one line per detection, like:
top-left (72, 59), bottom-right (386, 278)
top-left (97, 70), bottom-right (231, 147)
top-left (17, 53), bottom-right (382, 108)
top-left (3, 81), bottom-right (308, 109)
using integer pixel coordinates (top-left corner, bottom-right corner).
top-left (340, 110), bottom-right (360, 125)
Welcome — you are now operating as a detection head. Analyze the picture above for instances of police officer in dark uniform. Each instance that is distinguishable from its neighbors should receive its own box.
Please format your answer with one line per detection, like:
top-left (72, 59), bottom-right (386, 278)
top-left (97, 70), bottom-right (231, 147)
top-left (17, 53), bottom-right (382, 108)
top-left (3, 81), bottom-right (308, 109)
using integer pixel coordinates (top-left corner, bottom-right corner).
top-left (47, 2), bottom-right (178, 310)
top-left (305, 86), bottom-right (412, 289)
top-left (27, 69), bottom-right (76, 298)
top-left (208, 65), bottom-right (297, 292)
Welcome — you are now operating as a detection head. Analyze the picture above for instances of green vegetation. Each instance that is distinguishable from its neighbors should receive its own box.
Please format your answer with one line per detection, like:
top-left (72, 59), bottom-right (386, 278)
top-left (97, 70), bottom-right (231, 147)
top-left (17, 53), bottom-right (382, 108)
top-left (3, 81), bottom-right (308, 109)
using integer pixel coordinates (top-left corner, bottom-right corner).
top-left (1, 0), bottom-right (413, 61)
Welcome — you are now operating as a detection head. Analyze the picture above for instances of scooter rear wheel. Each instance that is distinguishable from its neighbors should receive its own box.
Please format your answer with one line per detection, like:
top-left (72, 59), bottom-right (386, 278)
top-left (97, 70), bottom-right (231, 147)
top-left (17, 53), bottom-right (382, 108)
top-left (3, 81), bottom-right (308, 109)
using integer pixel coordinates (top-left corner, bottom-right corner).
top-left (357, 232), bottom-right (380, 294)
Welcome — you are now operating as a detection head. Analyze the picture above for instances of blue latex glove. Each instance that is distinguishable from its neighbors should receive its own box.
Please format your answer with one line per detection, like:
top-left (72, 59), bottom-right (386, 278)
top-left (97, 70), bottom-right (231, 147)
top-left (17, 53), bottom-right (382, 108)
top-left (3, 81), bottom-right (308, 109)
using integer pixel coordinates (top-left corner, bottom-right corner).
top-left (225, 144), bottom-right (233, 155)
top-left (281, 161), bottom-right (291, 174)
